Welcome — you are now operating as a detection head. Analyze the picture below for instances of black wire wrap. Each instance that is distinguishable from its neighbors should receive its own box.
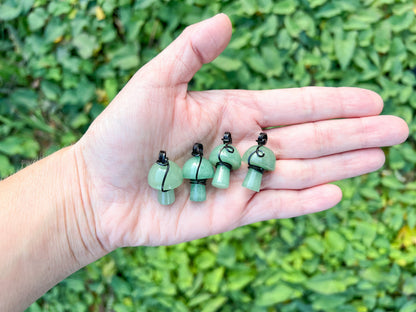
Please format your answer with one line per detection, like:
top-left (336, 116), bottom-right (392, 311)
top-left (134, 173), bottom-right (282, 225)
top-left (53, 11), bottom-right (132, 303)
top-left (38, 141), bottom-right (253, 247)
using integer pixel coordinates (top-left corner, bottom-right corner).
top-left (190, 179), bottom-right (207, 185)
top-left (247, 146), bottom-right (265, 174)
top-left (216, 143), bottom-right (235, 170)
top-left (191, 143), bottom-right (204, 182)
top-left (247, 133), bottom-right (268, 174)
top-left (156, 151), bottom-right (170, 192)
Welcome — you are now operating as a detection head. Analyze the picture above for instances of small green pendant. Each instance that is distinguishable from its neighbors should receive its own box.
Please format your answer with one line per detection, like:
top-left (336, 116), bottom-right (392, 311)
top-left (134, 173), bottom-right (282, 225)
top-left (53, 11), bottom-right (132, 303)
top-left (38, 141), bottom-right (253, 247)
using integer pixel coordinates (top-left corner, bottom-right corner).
top-left (148, 151), bottom-right (183, 205)
top-left (242, 133), bottom-right (276, 192)
top-left (209, 132), bottom-right (241, 189)
top-left (183, 143), bottom-right (214, 202)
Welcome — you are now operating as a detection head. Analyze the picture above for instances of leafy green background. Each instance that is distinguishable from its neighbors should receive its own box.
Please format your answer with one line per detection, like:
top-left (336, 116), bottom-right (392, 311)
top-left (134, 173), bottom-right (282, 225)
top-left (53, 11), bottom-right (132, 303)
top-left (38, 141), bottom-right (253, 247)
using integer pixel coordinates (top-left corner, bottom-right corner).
top-left (1, 0), bottom-right (416, 311)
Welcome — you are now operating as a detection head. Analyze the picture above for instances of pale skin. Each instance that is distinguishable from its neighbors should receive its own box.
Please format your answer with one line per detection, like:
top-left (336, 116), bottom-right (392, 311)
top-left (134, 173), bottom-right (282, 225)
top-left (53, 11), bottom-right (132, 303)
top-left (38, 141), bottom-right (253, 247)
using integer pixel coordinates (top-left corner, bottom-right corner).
top-left (0, 14), bottom-right (409, 311)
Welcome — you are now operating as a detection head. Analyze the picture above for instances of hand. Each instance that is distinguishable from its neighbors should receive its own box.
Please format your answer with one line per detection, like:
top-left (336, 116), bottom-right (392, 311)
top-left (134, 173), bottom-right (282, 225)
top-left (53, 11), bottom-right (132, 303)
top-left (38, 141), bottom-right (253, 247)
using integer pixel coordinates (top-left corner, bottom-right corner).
top-left (73, 14), bottom-right (409, 250)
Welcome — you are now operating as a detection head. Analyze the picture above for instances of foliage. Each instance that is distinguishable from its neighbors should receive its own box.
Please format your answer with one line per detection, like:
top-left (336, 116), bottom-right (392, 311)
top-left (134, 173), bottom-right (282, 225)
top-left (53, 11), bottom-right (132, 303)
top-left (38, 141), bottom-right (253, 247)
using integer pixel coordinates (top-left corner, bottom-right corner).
top-left (0, 0), bottom-right (416, 311)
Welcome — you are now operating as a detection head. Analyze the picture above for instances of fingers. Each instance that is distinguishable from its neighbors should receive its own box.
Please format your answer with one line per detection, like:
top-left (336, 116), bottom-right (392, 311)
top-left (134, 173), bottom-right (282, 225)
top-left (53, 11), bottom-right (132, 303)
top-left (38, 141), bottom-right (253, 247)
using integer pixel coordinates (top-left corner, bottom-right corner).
top-left (253, 87), bottom-right (384, 126)
top-left (203, 87), bottom-right (384, 127)
top-left (266, 115), bottom-right (409, 159)
top-left (138, 14), bottom-right (232, 87)
top-left (261, 148), bottom-right (385, 190)
top-left (240, 184), bottom-right (342, 226)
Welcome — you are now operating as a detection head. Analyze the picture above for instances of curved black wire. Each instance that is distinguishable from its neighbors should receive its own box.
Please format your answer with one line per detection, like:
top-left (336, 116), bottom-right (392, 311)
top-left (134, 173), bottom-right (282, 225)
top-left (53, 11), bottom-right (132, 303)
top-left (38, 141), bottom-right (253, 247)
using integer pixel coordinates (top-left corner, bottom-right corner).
top-left (217, 143), bottom-right (235, 169)
top-left (156, 151), bottom-right (170, 192)
top-left (247, 145), bottom-right (265, 174)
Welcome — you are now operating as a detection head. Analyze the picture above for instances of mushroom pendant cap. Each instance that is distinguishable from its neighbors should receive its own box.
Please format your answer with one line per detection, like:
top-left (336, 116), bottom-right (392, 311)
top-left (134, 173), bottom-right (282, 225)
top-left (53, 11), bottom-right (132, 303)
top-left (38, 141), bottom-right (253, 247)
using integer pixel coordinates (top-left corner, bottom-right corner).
top-left (242, 145), bottom-right (276, 171)
top-left (182, 156), bottom-right (214, 180)
top-left (148, 160), bottom-right (183, 190)
top-left (209, 144), bottom-right (242, 170)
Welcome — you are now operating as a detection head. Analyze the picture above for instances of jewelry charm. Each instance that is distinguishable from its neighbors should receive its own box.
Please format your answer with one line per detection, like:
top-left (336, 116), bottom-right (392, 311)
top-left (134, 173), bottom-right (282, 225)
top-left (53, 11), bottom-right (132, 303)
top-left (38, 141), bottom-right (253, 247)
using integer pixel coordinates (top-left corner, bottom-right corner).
top-left (182, 143), bottom-right (214, 202)
top-left (209, 132), bottom-right (241, 189)
top-left (148, 151), bottom-right (183, 205)
top-left (242, 133), bottom-right (276, 192)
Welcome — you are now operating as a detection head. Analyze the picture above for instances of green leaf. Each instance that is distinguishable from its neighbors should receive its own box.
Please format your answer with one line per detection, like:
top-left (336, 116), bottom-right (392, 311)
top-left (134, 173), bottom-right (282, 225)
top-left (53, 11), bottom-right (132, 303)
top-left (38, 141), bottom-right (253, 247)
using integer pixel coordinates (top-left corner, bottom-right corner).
top-left (316, 3), bottom-right (341, 19)
top-left (255, 284), bottom-right (301, 306)
top-left (211, 55), bottom-right (243, 72)
top-left (325, 230), bottom-right (346, 252)
top-left (374, 21), bottom-right (391, 54)
top-left (28, 7), bottom-right (48, 31)
top-left (0, 137), bottom-right (24, 156)
top-left (359, 187), bottom-right (380, 200)
top-left (389, 147), bottom-right (406, 170)
top-left (47, 1), bottom-right (72, 15)
top-left (111, 276), bottom-right (132, 297)
top-left (217, 244), bottom-right (236, 267)
top-left (41, 80), bottom-right (61, 101)
top-left (104, 78), bottom-right (119, 102)
top-left (194, 250), bottom-right (216, 270)
top-left (73, 33), bottom-right (97, 59)
top-left (334, 31), bottom-right (357, 70)
top-left (307, 0), bottom-right (326, 9)
top-left (227, 269), bottom-right (256, 291)
top-left (10, 89), bottom-right (38, 109)
top-left (188, 293), bottom-right (211, 307)
top-left (400, 301), bottom-right (416, 312)
top-left (241, 0), bottom-right (258, 15)
top-left (0, 154), bottom-right (14, 178)
top-left (381, 174), bottom-right (405, 190)
top-left (44, 17), bottom-right (67, 43)
top-left (19, 0), bottom-right (34, 14)
top-left (403, 277), bottom-right (416, 295)
top-left (389, 11), bottom-right (414, 33)
top-left (0, 2), bottom-right (21, 21)
top-left (110, 44), bottom-right (140, 70)
top-left (312, 294), bottom-right (348, 310)
top-left (201, 296), bottom-right (227, 312)
top-left (69, 113), bottom-right (89, 129)
top-left (203, 267), bottom-right (224, 293)
top-left (272, 0), bottom-right (298, 15)
top-left (305, 274), bottom-right (350, 294)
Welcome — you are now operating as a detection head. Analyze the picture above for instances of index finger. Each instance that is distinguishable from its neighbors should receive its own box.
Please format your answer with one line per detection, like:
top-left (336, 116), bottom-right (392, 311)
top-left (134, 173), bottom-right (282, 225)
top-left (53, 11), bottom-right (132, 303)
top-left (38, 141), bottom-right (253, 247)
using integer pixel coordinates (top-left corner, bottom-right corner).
top-left (213, 87), bottom-right (384, 128)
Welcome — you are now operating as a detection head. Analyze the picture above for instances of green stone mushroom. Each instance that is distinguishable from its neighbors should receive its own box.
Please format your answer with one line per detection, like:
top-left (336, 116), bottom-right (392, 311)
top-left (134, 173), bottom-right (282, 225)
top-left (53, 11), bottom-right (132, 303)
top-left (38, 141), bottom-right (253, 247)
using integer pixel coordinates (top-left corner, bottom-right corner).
top-left (182, 143), bottom-right (214, 202)
top-left (242, 133), bottom-right (276, 192)
top-left (148, 151), bottom-right (183, 205)
top-left (209, 132), bottom-right (241, 189)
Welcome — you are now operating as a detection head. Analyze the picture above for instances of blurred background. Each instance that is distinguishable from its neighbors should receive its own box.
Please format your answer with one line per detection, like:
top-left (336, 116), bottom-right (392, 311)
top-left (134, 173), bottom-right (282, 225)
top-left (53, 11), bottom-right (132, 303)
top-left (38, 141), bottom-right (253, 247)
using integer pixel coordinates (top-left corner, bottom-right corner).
top-left (1, 0), bottom-right (416, 311)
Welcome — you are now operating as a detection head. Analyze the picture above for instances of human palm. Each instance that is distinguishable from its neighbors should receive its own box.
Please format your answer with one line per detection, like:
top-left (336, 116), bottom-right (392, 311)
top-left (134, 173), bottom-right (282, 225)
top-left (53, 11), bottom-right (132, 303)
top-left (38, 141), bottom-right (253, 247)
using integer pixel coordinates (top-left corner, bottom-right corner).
top-left (74, 14), bottom-right (408, 251)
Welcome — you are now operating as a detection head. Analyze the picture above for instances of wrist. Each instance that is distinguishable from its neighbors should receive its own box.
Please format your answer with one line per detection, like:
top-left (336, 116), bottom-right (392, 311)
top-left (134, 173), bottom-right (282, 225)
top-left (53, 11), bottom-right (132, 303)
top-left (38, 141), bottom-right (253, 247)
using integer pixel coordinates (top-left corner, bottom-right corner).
top-left (60, 145), bottom-right (109, 266)
top-left (0, 146), bottom-right (108, 311)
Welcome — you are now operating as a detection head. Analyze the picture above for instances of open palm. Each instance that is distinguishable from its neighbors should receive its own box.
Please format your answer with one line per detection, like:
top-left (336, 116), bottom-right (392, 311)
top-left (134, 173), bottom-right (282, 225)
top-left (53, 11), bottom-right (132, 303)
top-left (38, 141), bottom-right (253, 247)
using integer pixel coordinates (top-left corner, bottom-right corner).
top-left (74, 14), bottom-right (408, 251)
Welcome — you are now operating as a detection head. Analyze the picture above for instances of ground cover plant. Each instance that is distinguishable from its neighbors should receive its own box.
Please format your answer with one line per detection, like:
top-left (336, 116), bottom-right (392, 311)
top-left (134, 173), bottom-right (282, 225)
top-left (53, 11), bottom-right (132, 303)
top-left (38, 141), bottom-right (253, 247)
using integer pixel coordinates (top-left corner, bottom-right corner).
top-left (0, 0), bottom-right (416, 311)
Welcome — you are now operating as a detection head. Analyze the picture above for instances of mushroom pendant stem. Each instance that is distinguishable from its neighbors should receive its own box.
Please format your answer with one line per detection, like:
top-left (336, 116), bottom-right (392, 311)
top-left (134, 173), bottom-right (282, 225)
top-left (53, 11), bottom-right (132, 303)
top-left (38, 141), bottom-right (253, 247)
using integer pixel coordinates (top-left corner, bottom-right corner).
top-left (190, 182), bottom-right (206, 202)
top-left (212, 164), bottom-right (230, 189)
top-left (158, 189), bottom-right (175, 205)
top-left (242, 168), bottom-right (263, 192)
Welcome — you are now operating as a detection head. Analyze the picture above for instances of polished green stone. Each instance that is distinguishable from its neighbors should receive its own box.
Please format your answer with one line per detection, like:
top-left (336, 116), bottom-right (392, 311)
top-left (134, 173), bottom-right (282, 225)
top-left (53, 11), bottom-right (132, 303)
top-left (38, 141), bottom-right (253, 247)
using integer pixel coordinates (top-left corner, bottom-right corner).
top-left (209, 144), bottom-right (241, 170)
top-left (190, 183), bottom-right (206, 202)
top-left (183, 156), bottom-right (214, 202)
top-left (242, 168), bottom-right (263, 192)
top-left (182, 156), bottom-right (214, 180)
top-left (148, 160), bottom-right (183, 190)
top-left (148, 160), bottom-right (183, 205)
top-left (211, 164), bottom-right (230, 189)
top-left (242, 145), bottom-right (275, 191)
top-left (158, 189), bottom-right (175, 205)
top-left (242, 145), bottom-right (276, 171)
top-left (209, 143), bottom-right (241, 189)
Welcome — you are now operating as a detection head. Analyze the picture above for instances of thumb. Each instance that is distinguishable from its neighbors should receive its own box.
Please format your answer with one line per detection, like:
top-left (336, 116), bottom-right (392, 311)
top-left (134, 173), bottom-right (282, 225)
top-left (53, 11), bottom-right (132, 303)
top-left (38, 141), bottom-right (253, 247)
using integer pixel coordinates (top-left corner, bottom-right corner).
top-left (139, 13), bottom-right (232, 87)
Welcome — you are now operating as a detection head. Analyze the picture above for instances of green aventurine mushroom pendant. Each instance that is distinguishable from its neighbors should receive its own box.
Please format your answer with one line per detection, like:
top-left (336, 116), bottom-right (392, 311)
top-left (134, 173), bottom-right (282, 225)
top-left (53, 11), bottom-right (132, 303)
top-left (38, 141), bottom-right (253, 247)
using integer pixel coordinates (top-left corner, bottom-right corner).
top-left (148, 151), bottom-right (183, 205)
top-left (209, 132), bottom-right (241, 189)
top-left (182, 143), bottom-right (214, 202)
top-left (242, 133), bottom-right (276, 192)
